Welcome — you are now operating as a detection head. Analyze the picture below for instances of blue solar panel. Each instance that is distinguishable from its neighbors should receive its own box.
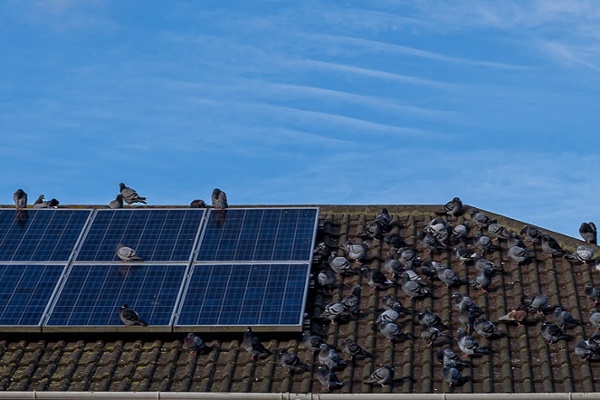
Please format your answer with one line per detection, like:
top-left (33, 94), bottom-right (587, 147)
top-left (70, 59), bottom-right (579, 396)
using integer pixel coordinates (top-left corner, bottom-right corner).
top-left (45, 264), bottom-right (186, 327)
top-left (176, 263), bottom-right (309, 327)
top-left (0, 210), bottom-right (91, 262)
top-left (0, 264), bottom-right (64, 326)
top-left (196, 208), bottom-right (318, 262)
top-left (76, 209), bottom-right (205, 262)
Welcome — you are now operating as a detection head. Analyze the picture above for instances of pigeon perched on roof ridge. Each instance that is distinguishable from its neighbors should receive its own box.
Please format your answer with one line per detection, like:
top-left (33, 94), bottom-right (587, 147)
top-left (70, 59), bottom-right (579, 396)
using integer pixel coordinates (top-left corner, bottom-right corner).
top-left (435, 196), bottom-right (463, 219)
top-left (541, 234), bottom-right (567, 259)
top-left (13, 189), bottom-right (27, 210)
top-left (211, 188), bottom-right (228, 210)
top-left (119, 183), bottom-right (147, 205)
top-left (108, 194), bottom-right (124, 209)
top-left (119, 304), bottom-right (148, 326)
top-left (579, 222), bottom-right (597, 245)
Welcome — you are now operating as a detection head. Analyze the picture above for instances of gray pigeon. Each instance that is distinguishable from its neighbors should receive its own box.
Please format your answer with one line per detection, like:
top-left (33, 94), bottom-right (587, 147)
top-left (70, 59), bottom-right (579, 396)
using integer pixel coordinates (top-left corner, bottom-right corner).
top-left (108, 194), bottom-right (124, 209)
top-left (507, 245), bottom-right (536, 266)
top-left (302, 332), bottom-right (328, 354)
top-left (416, 230), bottom-right (448, 254)
top-left (341, 284), bottom-right (361, 318)
top-left (551, 306), bottom-right (581, 330)
top-left (374, 304), bottom-right (402, 327)
top-left (541, 320), bottom-right (570, 344)
top-left (184, 332), bottom-right (208, 355)
top-left (190, 199), bottom-right (206, 208)
top-left (318, 343), bottom-right (346, 370)
top-left (473, 318), bottom-right (505, 339)
top-left (13, 189), bottom-right (27, 210)
top-left (315, 364), bottom-right (343, 391)
top-left (381, 295), bottom-right (411, 315)
top-left (116, 244), bottom-right (143, 262)
top-left (340, 240), bottom-right (368, 265)
top-left (472, 233), bottom-right (500, 255)
top-left (470, 210), bottom-right (493, 231)
top-left (33, 195), bottom-right (60, 209)
top-left (487, 222), bottom-right (510, 240)
top-left (362, 267), bottom-right (394, 290)
top-left (456, 328), bottom-right (490, 357)
top-left (469, 268), bottom-right (493, 293)
top-left (374, 208), bottom-right (392, 231)
top-left (377, 321), bottom-right (412, 343)
top-left (575, 339), bottom-right (600, 362)
top-left (119, 304), bottom-right (148, 326)
top-left (328, 252), bottom-right (355, 276)
top-left (585, 284), bottom-right (600, 306)
top-left (521, 293), bottom-right (550, 315)
top-left (565, 245), bottom-right (595, 265)
top-left (435, 196), bottom-right (463, 219)
top-left (541, 234), bottom-right (567, 259)
top-left (451, 222), bottom-right (470, 244)
top-left (119, 183), bottom-right (147, 205)
top-left (589, 310), bottom-right (600, 330)
top-left (242, 327), bottom-right (272, 361)
top-left (420, 326), bottom-right (447, 347)
top-left (277, 349), bottom-right (309, 375)
top-left (417, 309), bottom-right (449, 331)
top-left (473, 255), bottom-right (505, 275)
top-left (383, 254), bottom-right (404, 278)
top-left (211, 188), bottom-right (228, 210)
top-left (398, 248), bottom-right (420, 270)
top-left (317, 268), bottom-right (337, 295)
top-left (441, 366), bottom-right (470, 389)
top-left (401, 272), bottom-right (432, 299)
top-left (319, 301), bottom-right (346, 324)
top-left (520, 225), bottom-right (543, 244)
top-left (341, 338), bottom-right (373, 361)
top-left (507, 231), bottom-right (527, 249)
top-left (579, 222), bottom-right (597, 245)
top-left (436, 265), bottom-right (466, 288)
top-left (454, 246), bottom-right (476, 265)
top-left (363, 365), bottom-right (394, 386)
top-left (436, 348), bottom-right (471, 369)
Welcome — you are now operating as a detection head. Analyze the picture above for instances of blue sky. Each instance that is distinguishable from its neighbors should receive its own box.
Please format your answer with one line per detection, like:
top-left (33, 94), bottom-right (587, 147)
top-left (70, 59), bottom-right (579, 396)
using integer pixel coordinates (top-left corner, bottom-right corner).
top-left (1, 1), bottom-right (599, 239)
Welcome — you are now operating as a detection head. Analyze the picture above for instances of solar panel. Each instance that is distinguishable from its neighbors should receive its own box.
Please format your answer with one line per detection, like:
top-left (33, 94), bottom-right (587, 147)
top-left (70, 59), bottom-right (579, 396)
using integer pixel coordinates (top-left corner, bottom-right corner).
top-left (0, 209), bottom-right (91, 262)
top-left (175, 263), bottom-right (310, 331)
top-left (196, 208), bottom-right (318, 262)
top-left (0, 264), bottom-right (65, 330)
top-left (75, 209), bottom-right (205, 262)
top-left (44, 264), bottom-right (186, 331)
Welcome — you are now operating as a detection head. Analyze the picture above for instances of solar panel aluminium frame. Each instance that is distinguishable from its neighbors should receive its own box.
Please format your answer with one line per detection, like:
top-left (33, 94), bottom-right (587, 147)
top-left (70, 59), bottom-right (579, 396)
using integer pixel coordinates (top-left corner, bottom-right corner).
top-left (174, 207), bottom-right (319, 333)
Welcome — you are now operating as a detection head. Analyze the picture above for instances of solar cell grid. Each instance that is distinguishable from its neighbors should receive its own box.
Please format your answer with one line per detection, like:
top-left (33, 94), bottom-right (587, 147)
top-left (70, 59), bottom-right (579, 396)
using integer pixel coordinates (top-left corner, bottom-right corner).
top-left (46, 264), bottom-right (186, 327)
top-left (0, 264), bottom-right (64, 326)
top-left (76, 209), bottom-right (205, 262)
top-left (176, 263), bottom-right (309, 328)
top-left (196, 208), bottom-right (318, 262)
top-left (0, 210), bottom-right (91, 262)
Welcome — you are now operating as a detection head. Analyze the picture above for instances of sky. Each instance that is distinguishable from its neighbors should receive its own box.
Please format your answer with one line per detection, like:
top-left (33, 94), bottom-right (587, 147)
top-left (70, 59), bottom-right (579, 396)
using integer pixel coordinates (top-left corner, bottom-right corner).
top-left (1, 1), bottom-right (599, 239)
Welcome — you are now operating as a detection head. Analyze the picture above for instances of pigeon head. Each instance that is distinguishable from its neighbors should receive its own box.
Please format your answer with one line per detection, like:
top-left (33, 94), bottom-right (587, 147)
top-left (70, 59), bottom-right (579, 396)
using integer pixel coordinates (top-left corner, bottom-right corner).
top-left (119, 183), bottom-right (126, 190)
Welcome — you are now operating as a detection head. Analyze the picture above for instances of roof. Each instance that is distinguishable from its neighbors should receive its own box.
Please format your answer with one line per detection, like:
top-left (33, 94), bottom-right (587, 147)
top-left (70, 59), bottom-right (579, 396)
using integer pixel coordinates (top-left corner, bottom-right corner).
top-left (0, 203), bottom-right (598, 394)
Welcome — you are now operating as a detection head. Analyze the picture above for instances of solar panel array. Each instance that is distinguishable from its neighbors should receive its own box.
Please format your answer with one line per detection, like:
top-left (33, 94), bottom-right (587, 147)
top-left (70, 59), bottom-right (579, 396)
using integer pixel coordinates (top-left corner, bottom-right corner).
top-left (0, 207), bottom-right (318, 332)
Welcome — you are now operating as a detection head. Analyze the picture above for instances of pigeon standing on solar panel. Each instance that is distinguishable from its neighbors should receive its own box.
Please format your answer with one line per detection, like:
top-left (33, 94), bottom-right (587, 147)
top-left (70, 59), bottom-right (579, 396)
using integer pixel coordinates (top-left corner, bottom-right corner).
top-left (119, 304), bottom-right (148, 326)
top-left (579, 222), bottom-right (597, 245)
top-left (116, 244), bottom-right (143, 262)
top-left (211, 188), bottom-right (228, 210)
top-left (108, 194), bottom-right (124, 209)
top-left (184, 332), bottom-right (208, 355)
top-left (119, 183), bottom-right (147, 205)
top-left (242, 327), bottom-right (272, 361)
top-left (13, 189), bottom-right (27, 210)
top-left (190, 199), bottom-right (206, 208)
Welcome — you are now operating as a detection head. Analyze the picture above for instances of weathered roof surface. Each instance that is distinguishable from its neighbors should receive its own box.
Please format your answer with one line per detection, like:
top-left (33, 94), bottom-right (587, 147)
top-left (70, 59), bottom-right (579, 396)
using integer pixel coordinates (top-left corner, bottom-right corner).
top-left (0, 204), bottom-right (598, 394)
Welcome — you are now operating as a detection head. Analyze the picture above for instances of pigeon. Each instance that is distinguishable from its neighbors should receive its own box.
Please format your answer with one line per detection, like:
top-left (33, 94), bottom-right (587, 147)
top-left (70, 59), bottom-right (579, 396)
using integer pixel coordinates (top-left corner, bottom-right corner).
top-left (362, 267), bottom-right (394, 290)
top-left (383, 254), bottom-right (404, 278)
top-left (470, 210), bottom-right (493, 231)
top-left (436, 348), bottom-right (471, 369)
top-left (451, 293), bottom-right (484, 317)
top-left (574, 339), bottom-right (600, 362)
top-left (277, 349), bottom-right (310, 375)
top-left (541, 320), bottom-right (570, 344)
top-left (520, 225), bottom-right (543, 244)
top-left (420, 326), bottom-right (447, 347)
top-left (451, 222), bottom-right (471, 244)
top-left (498, 305), bottom-right (529, 326)
top-left (119, 183), bottom-right (147, 205)
top-left (441, 366), bottom-right (470, 389)
top-left (363, 365), bottom-right (394, 386)
top-left (416, 230), bottom-right (448, 254)
top-left (119, 304), bottom-right (148, 326)
top-left (397, 248), bottom-right (420, 270)
top-left (580, 222), bottom-right (597, 245)
top-left (318, 343), bottom-right (346, 370)
top-left (328, 252), bottom-right (355, 276)
top-left (362, 221), bottom-right (383, 241)
top-left (242, 327), bottom-right (272, 361)
top-left (507, 245), bottom-right (536, 266)
top-left (302, 332), bottom-right (328, 354)
top-left (589, 310), bottom-right (600, 330)
top-left (565, 245), bottom-right (594, 265)
top-left (426, 217), bottom-right (452, 244)
top-left (341, 338), bottom-right (373, 361)
top-left (381, 296), bottom-right (412, 315)
top-left (32, 195), bottom-right (60, 209)
top-left (417, 309), bottom-right (449, 331)
top-left (315, 364), bottom-right (343, 391)
top-left (473, 233), bottom-right (500, 254)
top-left (521, 293), bottom-right (550, 315)
top-left (436, 265), bottom-right (466, 288)
top-left (374, 208), bottom-right (392, 232)
top-left (457, 300), bottom-right (476, 332)
top-left (13, 189), bottom-right (27, 210)
top-left (116, 244), bottom-right (143, 262)
top-left (211, 188), bottom-right (228, 210)
top-left (589, 331), bottom-right (600, 353)
top-left (456, 328), bottom-right (490, 357)
top-left (108, 194), bottom-right (124, 209)
top-left (552, 306), bottom-right (581, 330)
top-left (454, 246), bottom-right (476, 265)
top-left (190, 199), bottom-right (206, 208)
top-left (340, 240), bottom-right (368, 265)
top-left (487, 222), bottom-right (510, 241)
top-left (473, 255), bottom-right (504, 275)
top-left (473, 318), bottom-right (505, 339)
top-left (435, 196), bottom-right (463, 219)
top-left (419, 260), bottom-right (443, 280)
top-left (316, 268), bottom-right (337, 295)
top-left (541, 234), bottom-right (567, 259)
top-left (377, 321), bottom-right (412, 343)
top-left (585, 284), bottom-right (600, 306)
top-left (319, 301), bottom-right (346, 324)
top-left (374, 303), bottom-right (403, 327)
top-left (470, 267), bottom-right (493, 293)
top-left (341, 284), bottom-right (361, 318)
top-left (507, 231), bottom-right (527, 249)
top-left (184, 332), bottom-right (208, 355)
top-left (401, 272), bottom-right (432, 299)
